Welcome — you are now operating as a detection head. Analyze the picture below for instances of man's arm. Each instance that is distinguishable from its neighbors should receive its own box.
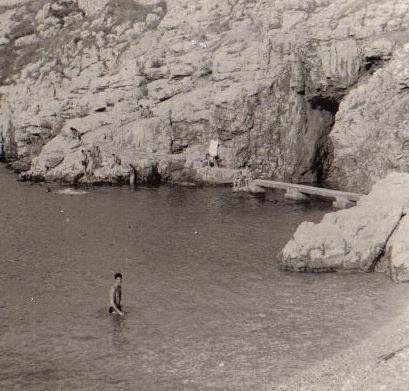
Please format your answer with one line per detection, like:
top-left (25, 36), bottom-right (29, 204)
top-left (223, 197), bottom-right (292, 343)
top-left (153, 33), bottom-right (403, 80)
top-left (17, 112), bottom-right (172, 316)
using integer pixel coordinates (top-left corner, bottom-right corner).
top-left (110, 286), bottom-right (124, 316)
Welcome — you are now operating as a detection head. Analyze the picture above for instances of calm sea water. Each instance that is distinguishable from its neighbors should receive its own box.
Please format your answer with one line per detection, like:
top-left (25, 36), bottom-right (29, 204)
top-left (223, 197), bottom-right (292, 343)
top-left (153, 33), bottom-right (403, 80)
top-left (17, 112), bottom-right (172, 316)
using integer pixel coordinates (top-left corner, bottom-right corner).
top-left (0, 165), bottom-right (408, 391)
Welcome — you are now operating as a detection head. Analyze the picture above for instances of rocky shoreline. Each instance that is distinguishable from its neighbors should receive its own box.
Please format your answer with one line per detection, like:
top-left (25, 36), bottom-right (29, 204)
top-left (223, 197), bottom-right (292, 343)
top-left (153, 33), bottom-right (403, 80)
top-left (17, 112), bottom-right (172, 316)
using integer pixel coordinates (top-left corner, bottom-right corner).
top-left (2, 2), bottom-right (409, 389)
top-left (281, 173), bottom-right (409, 282)
top-left (1, 1), bottom-right (409, 192)
top-left (275, 173), bottom-right (409, 389)
top-left (276, 298), bottom-right (409, 390)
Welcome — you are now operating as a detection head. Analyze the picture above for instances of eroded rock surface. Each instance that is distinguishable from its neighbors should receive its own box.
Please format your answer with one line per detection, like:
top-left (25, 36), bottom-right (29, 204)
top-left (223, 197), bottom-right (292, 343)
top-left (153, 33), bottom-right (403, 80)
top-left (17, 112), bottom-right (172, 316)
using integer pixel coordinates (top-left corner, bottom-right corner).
top-left (281, 173), bottom-right (409, 281)
top-left (0, 0), bottom-right (408, 186)
top-left (329, 42), bottom-right (409, 193)
top-left (381, 214), bottom-right (409, 282)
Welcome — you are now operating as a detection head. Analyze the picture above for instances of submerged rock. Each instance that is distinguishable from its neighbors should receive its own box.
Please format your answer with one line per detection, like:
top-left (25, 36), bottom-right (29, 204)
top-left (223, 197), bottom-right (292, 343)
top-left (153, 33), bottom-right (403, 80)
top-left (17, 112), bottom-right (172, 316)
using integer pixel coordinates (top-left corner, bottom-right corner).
top-left (56, 188), bottom-right (88, 195)
top-left (281, 173), bottom-right (409, 281)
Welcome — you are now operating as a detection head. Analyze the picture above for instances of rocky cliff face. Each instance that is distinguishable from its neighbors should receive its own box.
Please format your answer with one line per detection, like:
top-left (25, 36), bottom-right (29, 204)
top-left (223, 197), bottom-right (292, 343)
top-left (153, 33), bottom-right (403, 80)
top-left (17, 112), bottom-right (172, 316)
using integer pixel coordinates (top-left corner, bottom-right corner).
top-left (0, 0), bottom-right (408, 187)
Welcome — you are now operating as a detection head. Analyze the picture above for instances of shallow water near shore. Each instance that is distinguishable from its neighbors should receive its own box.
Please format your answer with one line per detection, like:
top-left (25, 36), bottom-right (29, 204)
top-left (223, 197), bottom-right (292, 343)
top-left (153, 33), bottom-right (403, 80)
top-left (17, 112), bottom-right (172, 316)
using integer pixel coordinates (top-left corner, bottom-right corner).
top-left (1, 165), bottom-right (409, 391)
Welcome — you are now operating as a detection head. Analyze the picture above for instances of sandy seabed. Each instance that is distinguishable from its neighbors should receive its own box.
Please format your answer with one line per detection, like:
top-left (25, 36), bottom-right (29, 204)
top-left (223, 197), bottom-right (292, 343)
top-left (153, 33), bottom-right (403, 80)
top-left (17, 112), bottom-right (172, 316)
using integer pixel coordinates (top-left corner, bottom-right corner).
top-left (276, 301), bottom-right (409, 391)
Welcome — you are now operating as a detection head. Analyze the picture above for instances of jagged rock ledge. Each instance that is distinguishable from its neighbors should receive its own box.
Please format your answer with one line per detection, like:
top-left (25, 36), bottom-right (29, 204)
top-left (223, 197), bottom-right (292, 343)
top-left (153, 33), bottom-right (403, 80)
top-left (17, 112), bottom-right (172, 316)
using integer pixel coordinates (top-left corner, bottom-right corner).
top-left (281, 172), bottom-right (409, 282)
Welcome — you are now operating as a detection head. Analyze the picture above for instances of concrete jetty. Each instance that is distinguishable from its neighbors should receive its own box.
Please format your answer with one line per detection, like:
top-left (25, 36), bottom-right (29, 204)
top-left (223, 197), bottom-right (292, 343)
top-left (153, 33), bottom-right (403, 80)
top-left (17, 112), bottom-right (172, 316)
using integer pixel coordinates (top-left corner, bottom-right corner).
top-left (249, 179), bottom-right (363, 208)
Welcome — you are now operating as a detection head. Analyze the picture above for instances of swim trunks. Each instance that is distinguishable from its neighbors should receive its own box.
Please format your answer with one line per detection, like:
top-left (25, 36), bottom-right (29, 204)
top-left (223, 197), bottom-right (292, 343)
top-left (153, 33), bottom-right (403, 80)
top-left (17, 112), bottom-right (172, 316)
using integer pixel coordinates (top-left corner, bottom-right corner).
top-left (109, 305), bottom-right (122, 314)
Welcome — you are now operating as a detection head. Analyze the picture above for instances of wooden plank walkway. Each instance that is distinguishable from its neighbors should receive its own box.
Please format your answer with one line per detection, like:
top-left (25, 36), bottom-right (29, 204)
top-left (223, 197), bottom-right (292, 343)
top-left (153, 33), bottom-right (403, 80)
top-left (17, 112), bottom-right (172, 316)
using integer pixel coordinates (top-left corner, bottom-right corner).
top-left (250, 179), bottom-right (363, 208)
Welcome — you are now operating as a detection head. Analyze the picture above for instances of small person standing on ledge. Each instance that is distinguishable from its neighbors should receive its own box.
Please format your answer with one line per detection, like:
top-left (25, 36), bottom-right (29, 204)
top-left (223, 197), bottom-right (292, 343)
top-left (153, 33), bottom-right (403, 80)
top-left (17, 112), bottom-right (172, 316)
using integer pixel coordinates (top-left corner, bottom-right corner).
top-left (208, 139), bottom-right (219, 167)
top-left (109, 273), bottom-right (124, 316)
top-left (81, 149), bottom-right (89, 178)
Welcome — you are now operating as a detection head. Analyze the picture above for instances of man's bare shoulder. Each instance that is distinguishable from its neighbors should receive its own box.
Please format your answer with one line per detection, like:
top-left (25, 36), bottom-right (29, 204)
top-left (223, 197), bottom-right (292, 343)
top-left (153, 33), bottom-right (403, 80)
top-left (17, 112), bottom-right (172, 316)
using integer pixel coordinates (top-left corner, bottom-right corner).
top-left (110, 285), bottom-right (117, 295)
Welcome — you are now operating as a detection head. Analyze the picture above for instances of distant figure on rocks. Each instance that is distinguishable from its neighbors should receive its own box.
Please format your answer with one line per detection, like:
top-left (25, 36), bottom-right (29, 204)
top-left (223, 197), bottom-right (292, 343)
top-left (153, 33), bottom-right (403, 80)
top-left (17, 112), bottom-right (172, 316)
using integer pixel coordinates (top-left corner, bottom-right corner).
top-left (109, 273), bottom-right (124, 316)
top-left (207, 139), bottom-right (219, 167)
top-left (139, 104), bottom-right (153, 119)
top-left (81, 149), bottom-right (89, 178)
top-left (87, 145), bottom-right (102, 175)
top-left (233, 171), bottom-right (244, 191)
top-left (232, 169), bottom-right (253, 191)
top-left (109, 153), bottom-right (123, 181)
top-left (129, 164), bottom-right (137, 186)
top-left (244, 169), bottom-right (254, 188)
top-left (111, 153), bottom-right (121, 168)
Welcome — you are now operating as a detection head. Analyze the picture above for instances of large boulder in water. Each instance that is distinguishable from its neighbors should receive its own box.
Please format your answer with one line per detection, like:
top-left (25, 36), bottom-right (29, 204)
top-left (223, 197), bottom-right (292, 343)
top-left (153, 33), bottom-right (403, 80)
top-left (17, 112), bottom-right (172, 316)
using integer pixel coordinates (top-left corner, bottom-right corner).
top-left (281, 173), bottom-right (409, 280)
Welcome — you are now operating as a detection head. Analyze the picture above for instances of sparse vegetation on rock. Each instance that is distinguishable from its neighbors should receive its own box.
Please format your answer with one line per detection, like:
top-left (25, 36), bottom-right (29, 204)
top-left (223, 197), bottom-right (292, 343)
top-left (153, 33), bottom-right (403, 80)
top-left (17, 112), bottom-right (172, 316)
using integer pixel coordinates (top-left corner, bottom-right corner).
top-left (0, 0), bottom-right (408, 188)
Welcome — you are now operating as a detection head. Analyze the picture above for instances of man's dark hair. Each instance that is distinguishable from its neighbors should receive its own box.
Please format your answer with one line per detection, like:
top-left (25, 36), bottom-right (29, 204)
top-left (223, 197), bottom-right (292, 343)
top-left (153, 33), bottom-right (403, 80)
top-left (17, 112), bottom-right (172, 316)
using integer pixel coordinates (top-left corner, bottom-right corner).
top-left (114, 272), bottom-right (122, 279)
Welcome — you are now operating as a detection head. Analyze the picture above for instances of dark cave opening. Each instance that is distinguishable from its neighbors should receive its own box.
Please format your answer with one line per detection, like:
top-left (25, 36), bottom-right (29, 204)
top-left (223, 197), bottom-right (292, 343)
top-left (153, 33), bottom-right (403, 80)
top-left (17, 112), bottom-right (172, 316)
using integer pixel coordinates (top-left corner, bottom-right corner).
top-left (312, 134), bottom-right (334, 183)
top-left (363, 55), bottom-right (385, 73)
top-left (307, 95), bottom-right (341, 183)
top-left (309, 96), bottom-right (340, 114)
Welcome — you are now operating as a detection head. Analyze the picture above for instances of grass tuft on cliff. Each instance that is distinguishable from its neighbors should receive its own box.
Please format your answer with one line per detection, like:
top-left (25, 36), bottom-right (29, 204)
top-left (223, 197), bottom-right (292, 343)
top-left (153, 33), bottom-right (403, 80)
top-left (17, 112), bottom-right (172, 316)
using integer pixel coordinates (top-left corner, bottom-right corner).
top-left (0, 0), bottom-right (166, 85)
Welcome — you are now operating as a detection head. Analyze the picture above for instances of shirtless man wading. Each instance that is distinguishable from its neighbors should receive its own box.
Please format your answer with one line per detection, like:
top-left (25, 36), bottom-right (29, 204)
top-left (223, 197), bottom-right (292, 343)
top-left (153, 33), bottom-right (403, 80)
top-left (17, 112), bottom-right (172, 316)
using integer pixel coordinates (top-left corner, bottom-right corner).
top-left (109, 273), bottom-right (124, 316)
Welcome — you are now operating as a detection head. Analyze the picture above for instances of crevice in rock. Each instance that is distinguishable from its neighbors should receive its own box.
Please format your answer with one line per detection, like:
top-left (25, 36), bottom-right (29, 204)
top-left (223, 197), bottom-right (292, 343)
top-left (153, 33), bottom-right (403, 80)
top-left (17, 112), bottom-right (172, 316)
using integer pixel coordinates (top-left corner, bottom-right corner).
top-left (147, 164), bottom-right (162, 184)
top-left (309, 96), bottom-right (340, 114)
top-left (369, 211), bottom-right (406, 273)
top-left (369, 248), bottom-right (386, 273)
top-left (311, 133), bottom-right (334, 183)
top-left (158, 95), bottom-right (173, 103)
top-left (171, 144), bottom-right (188, 154)
top-left (306, 95), bottom-right (340, 182)
top-left (363, 55), bottom-right (387, 74)
top-left (309, 55), bottom-right (393, 185)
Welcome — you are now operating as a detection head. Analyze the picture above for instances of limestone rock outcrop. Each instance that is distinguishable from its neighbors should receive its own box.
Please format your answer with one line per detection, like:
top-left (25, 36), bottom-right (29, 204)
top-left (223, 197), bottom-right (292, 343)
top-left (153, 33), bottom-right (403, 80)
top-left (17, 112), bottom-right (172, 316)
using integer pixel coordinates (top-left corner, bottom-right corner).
top-left (329, 42), bottom-right (409, 193)
top-left (281, 173), bottom-right (409, 281)
top-left (0, 1), bottom-right (408, 186)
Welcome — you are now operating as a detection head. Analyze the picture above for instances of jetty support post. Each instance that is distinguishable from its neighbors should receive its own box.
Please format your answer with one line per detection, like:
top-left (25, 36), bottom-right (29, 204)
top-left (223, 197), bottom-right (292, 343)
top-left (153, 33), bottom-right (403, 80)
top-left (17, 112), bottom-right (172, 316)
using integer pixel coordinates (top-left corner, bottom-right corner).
top-left (333, 197), bottom-right (354, 209)
top-left (248, 182), bottom-right (266, 193)
top-left (284, 187), bottom-right (309, 201)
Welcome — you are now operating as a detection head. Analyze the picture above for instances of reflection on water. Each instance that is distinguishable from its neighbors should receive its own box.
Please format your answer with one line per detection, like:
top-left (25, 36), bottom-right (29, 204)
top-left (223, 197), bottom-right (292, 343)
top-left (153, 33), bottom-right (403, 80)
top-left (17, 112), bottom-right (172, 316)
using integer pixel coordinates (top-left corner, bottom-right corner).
top-left (111, 317), bottom-right (126, 349)
top-left (0, 165), bottom-right (409, 391)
